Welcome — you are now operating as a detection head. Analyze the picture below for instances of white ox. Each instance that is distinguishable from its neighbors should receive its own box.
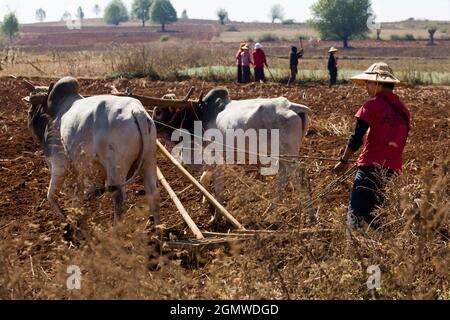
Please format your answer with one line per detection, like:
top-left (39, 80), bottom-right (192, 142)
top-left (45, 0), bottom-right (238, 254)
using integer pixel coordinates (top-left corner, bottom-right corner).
top-left (26, 77), bottom-right (159, 225)
top-left (153, 88), bottom-right (311, 223)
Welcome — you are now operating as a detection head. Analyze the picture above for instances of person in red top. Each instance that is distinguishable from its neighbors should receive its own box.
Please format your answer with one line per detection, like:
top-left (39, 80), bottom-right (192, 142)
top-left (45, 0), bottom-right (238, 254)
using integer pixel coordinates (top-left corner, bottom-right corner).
top-left (252, 43), bottom-right (268, 82)
top-left (334, 62), bottom-right (412, 235)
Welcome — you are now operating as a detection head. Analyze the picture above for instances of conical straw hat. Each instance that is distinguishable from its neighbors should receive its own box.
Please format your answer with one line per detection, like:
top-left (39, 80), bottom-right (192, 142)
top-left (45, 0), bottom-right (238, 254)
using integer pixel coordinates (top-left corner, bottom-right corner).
top-left (351, 62), bottom-right (401, 86)
top-left (328, 47), bottom-right (338, 53)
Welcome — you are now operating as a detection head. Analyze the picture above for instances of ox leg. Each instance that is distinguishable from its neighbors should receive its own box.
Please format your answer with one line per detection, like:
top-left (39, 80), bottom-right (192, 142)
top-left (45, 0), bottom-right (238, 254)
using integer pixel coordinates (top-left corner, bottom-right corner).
top-left (105, 167), bottom-right (127, 225)
top-left (143, 167), bottom-right (160, 227)
top-left (111, 187), bottom-right (126, 225)
top-left (277, 162), bottom-right (290, 195)
top-left (277, 139), bottom-right (300, 196)
top-left (47, 164), bottom-right (66, 218)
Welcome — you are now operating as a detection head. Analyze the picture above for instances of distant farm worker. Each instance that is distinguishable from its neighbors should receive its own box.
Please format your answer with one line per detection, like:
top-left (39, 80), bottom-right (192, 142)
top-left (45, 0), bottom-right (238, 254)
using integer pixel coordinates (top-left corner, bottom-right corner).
top-left (252, 43), bottom-right (268, 83)
top-left (241, 44), bottom-right (253, 83)
top-left (287, 46), bottom-right (304, 86)
top-left (334, 62), bottom-right (411, 235)
top-left (328, 47), bottom-right (339, 87)
top-left (235, 42), bottom-right (246, 83)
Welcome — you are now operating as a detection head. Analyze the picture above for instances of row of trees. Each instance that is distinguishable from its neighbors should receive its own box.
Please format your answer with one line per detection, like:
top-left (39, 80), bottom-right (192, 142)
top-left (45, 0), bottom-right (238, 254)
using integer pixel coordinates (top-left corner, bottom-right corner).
top-left (33, 0), bottom-right (177, 31)
top-left (36, 5), bottom-right (99, 23)
top-left (215, 1), bottom-right (371, 47)
top-left (216, 4), bottom-right (286, 26)
top-left (217, 0), bottom-right (441, 48)
top-left (311, 0), bottom-right (439, 48)
top-left (1, 0), bottom-right (442, 47)
top-left (104, 0), bottom-right (177, 31)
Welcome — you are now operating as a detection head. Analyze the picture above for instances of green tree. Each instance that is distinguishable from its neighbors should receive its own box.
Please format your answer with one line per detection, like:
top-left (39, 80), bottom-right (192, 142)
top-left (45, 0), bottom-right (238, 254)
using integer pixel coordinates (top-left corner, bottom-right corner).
top-left (1, 13), bottom-right (19, 43)
top-left (310, 0), bottom-right (371, 48)
top-left (132, 0), bottom-right (152, 27)
top-left (269, 4), bottom-right (285, 23)
top-left (149, 0), bottom-right (177, 32)
top-left (76, 6), bottom-right (85, 20)
top-left (104, 0), bottom-right (129, 26)
top-left (35, 8), bottom-right (46, 23)
top-left (216, 8), bottom-right (228, 25)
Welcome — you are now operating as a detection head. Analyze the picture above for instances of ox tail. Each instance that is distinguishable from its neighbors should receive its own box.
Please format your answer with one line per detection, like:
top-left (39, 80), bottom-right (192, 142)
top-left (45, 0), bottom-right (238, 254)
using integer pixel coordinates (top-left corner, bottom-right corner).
top-left (119, 111), bottom-right (150, 189)
top-left (289, 104), bottom-right (311, 139)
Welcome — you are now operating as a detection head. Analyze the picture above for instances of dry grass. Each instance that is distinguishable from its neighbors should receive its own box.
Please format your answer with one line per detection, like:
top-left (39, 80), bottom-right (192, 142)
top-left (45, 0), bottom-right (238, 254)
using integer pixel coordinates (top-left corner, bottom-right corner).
top-left (0, 37), bottom-right (448, 299)
top-left (1, 43), bottom-right (450, 85)
top-left (0, 152), bottom-right (448, 300)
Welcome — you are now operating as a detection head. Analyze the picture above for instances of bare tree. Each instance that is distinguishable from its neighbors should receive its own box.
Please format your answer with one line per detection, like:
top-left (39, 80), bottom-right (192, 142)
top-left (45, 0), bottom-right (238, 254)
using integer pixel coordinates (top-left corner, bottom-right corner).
top-left (216, 8), bottom-right (228, 25)
top-left (76, 6), bottom-right (85, 20)
top-left (376, 27), bottom-right (382, 41)
top-left (93, 4), bottom-right (101, 18)
top-left (35, 8), bottom-right (46, 23)
top-left (427, 25), bottom-right (437, 45)
top-left (269, 4), bottom-right (285, 23)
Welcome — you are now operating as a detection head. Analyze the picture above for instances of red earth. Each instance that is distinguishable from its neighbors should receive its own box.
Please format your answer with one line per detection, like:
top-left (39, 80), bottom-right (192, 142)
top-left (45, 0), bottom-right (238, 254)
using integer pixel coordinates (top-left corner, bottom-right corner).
top-left (0, 77), bottom-right (448, 280)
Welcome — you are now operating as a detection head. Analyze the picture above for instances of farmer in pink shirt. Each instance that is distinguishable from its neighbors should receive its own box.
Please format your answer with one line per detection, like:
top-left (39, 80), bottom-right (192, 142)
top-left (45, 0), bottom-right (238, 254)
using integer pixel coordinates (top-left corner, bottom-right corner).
top-left (235, 42), bottom-right (245, 83)
top-left (241, 44), bottom-right (253, 83)
top-left (334, 62), bottom-right (412, 235)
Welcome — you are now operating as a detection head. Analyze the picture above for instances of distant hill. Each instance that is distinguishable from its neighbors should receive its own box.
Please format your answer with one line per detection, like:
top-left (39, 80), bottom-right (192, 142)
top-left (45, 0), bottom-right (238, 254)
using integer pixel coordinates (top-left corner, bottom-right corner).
top-left (11, 18), bottom-right (450, 52)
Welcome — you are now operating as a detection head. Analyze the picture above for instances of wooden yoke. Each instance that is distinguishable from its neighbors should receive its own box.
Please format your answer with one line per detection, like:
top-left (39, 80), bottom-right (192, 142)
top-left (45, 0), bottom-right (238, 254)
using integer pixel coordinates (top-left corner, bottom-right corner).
top-left (22, 85), bottom-right (202, 110)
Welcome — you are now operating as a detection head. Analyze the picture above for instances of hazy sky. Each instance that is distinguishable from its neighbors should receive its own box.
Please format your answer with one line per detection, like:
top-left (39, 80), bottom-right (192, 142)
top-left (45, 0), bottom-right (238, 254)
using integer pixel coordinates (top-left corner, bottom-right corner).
top-left (1, 0), bottom-right (449, 24)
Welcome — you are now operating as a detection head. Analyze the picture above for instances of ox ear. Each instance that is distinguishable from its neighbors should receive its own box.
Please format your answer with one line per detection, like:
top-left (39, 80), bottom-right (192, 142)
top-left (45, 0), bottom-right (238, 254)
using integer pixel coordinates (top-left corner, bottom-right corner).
top-left (23, 96), bottom-right (31, 103)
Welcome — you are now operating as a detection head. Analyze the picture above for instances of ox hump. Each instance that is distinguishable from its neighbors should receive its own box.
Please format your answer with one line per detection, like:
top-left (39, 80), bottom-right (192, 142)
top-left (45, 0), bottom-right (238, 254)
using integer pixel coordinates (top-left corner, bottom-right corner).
top-left (47, 77), bottom-right (80, 116)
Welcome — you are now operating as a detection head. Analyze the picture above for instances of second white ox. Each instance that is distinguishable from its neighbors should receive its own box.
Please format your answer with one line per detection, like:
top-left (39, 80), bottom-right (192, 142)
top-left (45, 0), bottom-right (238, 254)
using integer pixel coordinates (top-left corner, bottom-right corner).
top-left (27, 77), bottom-right (159, 225)
top-left (153, 88), bottom-right (311, 223)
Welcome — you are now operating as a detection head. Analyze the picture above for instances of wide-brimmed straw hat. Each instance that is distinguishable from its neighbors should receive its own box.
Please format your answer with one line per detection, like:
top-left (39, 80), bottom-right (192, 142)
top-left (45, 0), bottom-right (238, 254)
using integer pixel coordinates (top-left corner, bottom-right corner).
top-left (351, 62), bottom-right (401, 86)
top-left (255, 43), bottom-right (262, 49)
top-left (328, 47), bottom-right (338, 53)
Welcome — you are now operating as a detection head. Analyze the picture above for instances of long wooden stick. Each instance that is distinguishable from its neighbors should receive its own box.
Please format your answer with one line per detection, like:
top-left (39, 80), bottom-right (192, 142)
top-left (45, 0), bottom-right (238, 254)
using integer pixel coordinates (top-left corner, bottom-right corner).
top-left (157, 140), bottom-right (246, 231)
top-left (157, 167), bottom-right (204, 240)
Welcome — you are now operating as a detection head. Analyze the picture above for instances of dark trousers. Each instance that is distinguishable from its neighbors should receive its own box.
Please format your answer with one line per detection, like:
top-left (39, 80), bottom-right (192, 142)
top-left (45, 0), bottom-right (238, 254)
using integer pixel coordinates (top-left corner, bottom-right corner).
top-left (288, 65), bottom-right (298, 85)
top-left (329, 70), bottom-right (337, 86)
top-left (237, 66), bottom-right (242, 83)
top-left (347, 166), bottom-right (394, 231)
top-left (242, 66), bottom-right (251, 83)
top-left (254, 67), bottom-right (265, 82)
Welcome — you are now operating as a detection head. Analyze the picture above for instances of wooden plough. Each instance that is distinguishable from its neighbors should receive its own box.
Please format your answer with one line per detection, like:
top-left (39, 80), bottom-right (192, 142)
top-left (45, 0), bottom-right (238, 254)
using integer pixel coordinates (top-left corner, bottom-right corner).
top-left (156, 139), bottom-right (334, 251)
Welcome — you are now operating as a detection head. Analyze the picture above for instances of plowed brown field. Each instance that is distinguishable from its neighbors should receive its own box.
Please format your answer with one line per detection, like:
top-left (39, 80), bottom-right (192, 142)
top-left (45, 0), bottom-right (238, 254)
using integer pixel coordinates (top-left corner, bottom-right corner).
top-left (0, 77), bottom-right (448, 299)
